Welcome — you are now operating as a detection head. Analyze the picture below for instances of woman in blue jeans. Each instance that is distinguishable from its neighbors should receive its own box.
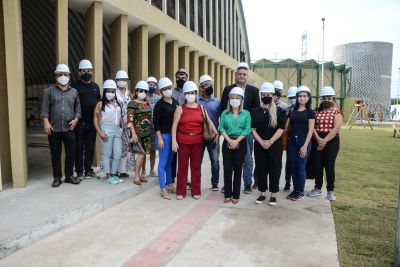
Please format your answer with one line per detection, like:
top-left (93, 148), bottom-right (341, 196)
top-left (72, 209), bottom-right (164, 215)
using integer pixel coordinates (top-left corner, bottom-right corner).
top-left (153, 77), bottom-right (178, 199)
top-left (286, 86), bottom-right (315, 201)
top-left (94, 80), bottom-right (124, 184)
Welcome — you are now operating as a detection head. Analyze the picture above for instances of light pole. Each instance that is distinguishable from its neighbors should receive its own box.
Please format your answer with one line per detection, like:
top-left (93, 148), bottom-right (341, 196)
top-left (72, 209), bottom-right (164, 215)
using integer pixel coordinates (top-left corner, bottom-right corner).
top-left (321, 18), bottom-right (325, 89)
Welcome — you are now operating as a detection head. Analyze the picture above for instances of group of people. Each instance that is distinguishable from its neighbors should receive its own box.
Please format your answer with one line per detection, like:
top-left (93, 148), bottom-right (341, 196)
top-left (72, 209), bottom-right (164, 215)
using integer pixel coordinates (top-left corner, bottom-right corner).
top-left (41, 60), bottom-right (342, 206)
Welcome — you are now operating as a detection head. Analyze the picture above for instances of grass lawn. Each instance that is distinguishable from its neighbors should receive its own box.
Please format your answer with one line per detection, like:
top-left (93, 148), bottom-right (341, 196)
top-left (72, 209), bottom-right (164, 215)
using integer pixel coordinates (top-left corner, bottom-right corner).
top-left (333, 126), bottom-right (400, 266)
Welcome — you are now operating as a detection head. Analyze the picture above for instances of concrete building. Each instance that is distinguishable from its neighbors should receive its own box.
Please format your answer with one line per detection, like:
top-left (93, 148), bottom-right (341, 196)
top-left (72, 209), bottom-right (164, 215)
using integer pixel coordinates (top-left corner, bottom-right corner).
top-left (333, 41), bottom-right (393, 113)
top-left (0, 0), bottom-right (265, 189)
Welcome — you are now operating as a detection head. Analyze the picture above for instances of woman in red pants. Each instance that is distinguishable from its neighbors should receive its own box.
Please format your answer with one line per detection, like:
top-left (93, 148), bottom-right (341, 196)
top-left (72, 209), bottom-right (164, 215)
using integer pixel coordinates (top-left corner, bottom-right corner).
top-left (172, 81), bottom-right (217, 200)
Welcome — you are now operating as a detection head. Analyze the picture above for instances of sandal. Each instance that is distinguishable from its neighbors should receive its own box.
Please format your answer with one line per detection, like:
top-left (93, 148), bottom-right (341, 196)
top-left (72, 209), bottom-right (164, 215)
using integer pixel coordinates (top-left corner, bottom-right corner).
top-left (176, 195), bottom-right (184, 200)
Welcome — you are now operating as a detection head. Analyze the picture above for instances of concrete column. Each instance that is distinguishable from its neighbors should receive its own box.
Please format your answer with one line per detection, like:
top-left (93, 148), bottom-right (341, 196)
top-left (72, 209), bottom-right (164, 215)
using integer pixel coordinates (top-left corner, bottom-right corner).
top-left (214, 62), bottom-right (221, 98)
top-left (231, 69), bottom-right (235, 84)
top-left (166, 40), bottom-right (178, 80)
top-left (199, 55), bottom-right (208, 76)
top-left (175, 0), bottom-right (179, 23)
top-left (110, 15), bottom-right (128, 77)
top-left (208, 58), bottom-right (215, 92)
top-left (194, 0), bottom-right (198, 33)
top-left (85, 2), bottom-right (103, 166)
top-left (179, 46), bottom-right (190, 74)
top-left (1, 0), bottom-right (27, 188)
top-left (209, 0), bottom-right (213, 43)
top-left (225, 1), bottom-right (228, 54)
top-left (85, 2), bottom-right (103, 86)
top-left (185, 0), bottom-right (190, 28)
top-left (229, 0), bottom-right (233, 57)
top-left (130, 25), bottom-right (148, 82)
top-left (220, 0), bottom-right (224, 51)
top-left (233, 2), bottom-right (237, 60)
top-left (220, 65), bottom-right (226, 98)
top-left (215, 0), bottom-right (219, 48)
top-left (162, 0), bottom-right (167, 13)
top-left (226, 68), bottom-right (232, 87)
top-left (189, 51), bottom-right (199, 85)
top-left (148, 33), bottom-right (166, 79)
top-left (56, 0), bottom-right (68, 64)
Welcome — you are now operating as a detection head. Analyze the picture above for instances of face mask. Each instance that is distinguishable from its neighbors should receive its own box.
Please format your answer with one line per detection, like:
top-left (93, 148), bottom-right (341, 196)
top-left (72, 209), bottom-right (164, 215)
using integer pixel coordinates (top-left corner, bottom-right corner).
top-left (289, 99), bottom-right (297, 106)
top-left (261, 96), bottom-right (272, 104)
top-left (230, 99), bottom-right (241, 108)
top-left (319, 100), bottom-right (334, 110)
top-left (105, 92), bottom-right (115, 100)
top-left (117, 80), bottom-right (127, 88)
top-left (137, 91), bottom-right (147, 100)
top-left (176, 79), bottom-right (186, 88)
top-left (163, 89), bottom-right (173, 97)
top-left (275, 91), bottom-right (282, 98)
top-left (80, 73), bottom-right (92, 82)
top-left (149, 87), bottom-right (156, 94)
top-left (204, 86), bottom-right (213, 95)
top-left (57, 76), bottom-right (69, 86)
top-left (185, 94), bottom-right (196, 103)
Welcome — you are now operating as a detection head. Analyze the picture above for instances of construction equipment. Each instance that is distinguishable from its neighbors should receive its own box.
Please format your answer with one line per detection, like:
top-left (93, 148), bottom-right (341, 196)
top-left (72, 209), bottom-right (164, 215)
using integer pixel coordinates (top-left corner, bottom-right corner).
top-left (346, 99), bottom-right (373, 130)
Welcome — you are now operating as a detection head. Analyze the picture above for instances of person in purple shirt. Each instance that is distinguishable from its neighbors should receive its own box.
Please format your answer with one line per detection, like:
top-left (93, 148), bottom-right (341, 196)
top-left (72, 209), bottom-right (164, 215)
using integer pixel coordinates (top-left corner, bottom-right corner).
top-left (198, 75), bottom-right (221, 191)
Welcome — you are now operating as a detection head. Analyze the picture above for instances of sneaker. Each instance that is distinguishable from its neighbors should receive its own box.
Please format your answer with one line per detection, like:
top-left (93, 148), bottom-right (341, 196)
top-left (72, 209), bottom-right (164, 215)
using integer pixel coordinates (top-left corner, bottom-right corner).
top-left (252, 183), bottom-right (258, 190)
top-left (269, 197), bottom-right (277, 206)
top-left (85, 171), bottom-right (98, 179)
top-left (308, 188), bottom-right (323, 197)
top-left (106, 176), bottom-right (118, 185)
top-left (255, 195), bottom-right (266, 204)
top-left (287, 190), bottom-right (296, 199)
top-left (243, 185), bottom-right (252, 194)
top-left (211, 185), bottom-right (219, 191)
top-left (290, 191), bottom-right (304, 201)
top-left (283, 182), bottom-right (290, 192)
top-left (113, 176), bottom-right (124, 183)
top-left (326, 191), bottom-right (336, 201)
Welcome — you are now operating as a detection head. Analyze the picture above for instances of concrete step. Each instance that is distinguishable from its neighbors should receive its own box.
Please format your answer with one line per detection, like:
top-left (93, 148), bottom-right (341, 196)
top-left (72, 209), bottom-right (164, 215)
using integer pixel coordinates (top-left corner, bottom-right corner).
top-left (0, 147), bottom-right (159, 259)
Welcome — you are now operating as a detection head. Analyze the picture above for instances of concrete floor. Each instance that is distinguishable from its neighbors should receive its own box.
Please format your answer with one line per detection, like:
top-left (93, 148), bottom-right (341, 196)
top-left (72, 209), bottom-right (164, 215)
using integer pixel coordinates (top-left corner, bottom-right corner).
top-left (0, 146), bottom-right (339, 267)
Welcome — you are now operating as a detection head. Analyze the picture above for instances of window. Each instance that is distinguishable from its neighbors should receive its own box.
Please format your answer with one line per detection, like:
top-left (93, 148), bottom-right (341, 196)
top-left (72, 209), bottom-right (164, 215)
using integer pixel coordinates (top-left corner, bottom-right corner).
top-left (179, 0), bottom-right (186, 26)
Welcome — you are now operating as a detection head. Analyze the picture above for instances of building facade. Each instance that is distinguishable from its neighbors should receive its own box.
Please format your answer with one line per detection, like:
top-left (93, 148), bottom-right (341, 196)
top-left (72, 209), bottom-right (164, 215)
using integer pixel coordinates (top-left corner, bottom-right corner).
top-left (0, 0), bottom-right (265, 189)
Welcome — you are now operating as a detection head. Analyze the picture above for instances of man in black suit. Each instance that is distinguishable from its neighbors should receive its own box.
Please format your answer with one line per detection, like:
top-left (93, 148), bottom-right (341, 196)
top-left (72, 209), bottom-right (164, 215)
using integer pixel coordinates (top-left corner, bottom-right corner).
top-left (220, 62), bottom-right (260, 194)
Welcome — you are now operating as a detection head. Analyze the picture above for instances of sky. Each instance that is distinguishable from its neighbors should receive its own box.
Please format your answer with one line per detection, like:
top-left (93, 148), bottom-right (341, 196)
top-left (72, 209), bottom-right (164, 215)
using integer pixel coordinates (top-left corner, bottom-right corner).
top-left (242, 0), bottom-right (400, 98)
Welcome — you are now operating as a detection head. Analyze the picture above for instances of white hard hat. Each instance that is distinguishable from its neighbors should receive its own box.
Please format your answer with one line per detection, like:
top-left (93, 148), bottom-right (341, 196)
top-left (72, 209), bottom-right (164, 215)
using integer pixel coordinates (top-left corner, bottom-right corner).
top-left (158, 77), bottom-right (173, 89)
top-left (259, 82), bottom-right (275, 93)
top-left (78, 59), bottom-right (93, 70)
top-left (103, 79), bottom-right (117, 89)
top-left (54, 64), bottom-right (70, 74)
top-left (297, 85), bottom-right (311, 94)
top-left (135, 80), bottom-right (149, 91)
top-left (115, 70), bottom-right (129, 79)
top-left (273, 80), bottom-right (283, 90)
top-left (183, 81), bottom-right (198, 93)
top-left (320, 86), bottom-right (335, 97)
top-left (237, 62), bottom-right (249, 71)
top-left (229, 87), bottom-right (244, 98)
top-left (287, 87), bottom-right (298, 98)
top-left (199, 74), bottom-right (212, 85)
top-left (147, 76), bottom-right (158, 84)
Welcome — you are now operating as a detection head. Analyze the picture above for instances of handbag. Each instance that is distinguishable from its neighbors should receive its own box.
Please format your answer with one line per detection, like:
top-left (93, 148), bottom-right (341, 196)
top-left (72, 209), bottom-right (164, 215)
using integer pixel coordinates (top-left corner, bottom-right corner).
top-left (200, 105), bottom-right (217, 141)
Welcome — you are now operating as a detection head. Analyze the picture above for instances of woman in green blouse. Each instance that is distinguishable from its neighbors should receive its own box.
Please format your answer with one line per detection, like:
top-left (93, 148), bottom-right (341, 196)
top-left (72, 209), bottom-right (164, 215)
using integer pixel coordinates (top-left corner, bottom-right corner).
top-left (219, 87), bottom-right (251, 204)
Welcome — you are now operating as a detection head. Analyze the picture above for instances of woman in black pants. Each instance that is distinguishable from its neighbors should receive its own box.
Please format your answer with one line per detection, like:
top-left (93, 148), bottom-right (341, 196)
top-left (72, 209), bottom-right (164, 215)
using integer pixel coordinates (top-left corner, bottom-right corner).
top-left (308, 86), bottom-right (342, 201)
top-left (251, 82), bottom-right (286, 206)
top-left (219, 87), bottom-right (251, 204)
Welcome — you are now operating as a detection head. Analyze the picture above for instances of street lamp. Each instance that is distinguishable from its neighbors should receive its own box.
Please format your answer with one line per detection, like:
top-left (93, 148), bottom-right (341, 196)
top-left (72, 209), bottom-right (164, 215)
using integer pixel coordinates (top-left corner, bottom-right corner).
top-left (321, 18), bottom-right (325, 89)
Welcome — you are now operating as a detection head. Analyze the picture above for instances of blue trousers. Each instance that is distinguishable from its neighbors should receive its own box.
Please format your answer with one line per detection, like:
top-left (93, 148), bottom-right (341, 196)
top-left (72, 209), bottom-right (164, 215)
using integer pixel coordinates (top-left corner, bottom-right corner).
top-left (100, 124), bottom-right (122, 174)
top-left (201, 140), bottom-right (220, 186)
top-left (157, 133), bottom-right (174, 189)
top-left (243, 135), bottom-right (255, 186)
top-left (287, 135), bottom-right (311, 192)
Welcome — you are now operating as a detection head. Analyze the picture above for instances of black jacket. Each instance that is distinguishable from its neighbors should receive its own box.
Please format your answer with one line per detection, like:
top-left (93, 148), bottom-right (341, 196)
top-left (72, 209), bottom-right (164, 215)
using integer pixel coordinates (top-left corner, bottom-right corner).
top-left (220, 84), bottom-right (260, 111)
